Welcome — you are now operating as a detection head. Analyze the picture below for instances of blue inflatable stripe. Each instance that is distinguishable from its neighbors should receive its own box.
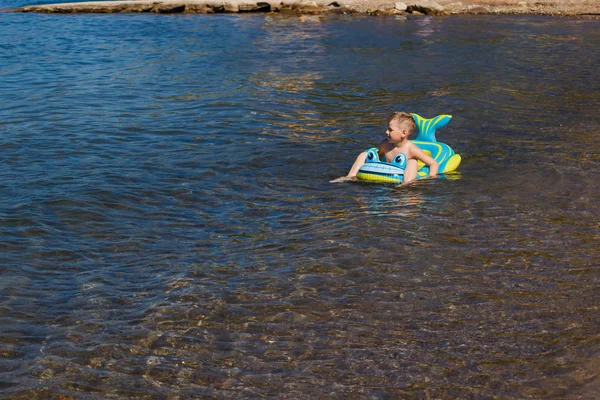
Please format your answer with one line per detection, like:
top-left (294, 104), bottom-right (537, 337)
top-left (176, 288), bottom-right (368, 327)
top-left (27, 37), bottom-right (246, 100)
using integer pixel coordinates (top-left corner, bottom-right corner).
top-left (412, 113), bottom-right (452, 142)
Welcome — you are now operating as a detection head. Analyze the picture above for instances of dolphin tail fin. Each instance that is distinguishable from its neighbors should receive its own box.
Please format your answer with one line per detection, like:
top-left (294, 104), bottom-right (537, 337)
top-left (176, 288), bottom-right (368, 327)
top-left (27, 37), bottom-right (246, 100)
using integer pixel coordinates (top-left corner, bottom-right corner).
top-left (411, 113), bottom-right (452, 143)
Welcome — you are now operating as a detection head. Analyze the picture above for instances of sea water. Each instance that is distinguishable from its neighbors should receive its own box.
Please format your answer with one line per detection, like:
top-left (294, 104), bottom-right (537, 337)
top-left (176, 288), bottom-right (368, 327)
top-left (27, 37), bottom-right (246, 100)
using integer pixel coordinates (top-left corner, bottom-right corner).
top-left (1, 10), bottom-right (599, 398)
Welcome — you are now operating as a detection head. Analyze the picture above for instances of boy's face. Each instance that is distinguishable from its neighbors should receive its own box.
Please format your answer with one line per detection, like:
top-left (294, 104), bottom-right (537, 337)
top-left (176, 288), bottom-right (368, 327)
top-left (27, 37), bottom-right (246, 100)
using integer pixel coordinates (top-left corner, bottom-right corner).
top-left (386, 120), bottom-right (409, 144)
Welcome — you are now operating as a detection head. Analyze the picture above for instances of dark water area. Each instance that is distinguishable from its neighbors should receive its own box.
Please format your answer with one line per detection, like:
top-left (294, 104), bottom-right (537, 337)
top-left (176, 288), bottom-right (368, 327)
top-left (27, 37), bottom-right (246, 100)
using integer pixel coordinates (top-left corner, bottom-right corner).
top-left (1, 12), bottom-right (599, 399)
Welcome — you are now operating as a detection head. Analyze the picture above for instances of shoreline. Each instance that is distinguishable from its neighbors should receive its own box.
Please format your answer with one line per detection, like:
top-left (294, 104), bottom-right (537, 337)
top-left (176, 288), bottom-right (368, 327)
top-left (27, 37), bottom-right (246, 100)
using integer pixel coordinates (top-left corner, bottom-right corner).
top-left (9, 0), bottom-right (600, 16)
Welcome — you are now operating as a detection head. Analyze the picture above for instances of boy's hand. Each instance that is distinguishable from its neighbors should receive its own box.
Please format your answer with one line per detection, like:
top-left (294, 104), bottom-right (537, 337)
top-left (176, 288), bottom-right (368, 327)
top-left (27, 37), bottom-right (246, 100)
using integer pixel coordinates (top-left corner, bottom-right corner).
top-left (330, 176), bottom-right (356, 183)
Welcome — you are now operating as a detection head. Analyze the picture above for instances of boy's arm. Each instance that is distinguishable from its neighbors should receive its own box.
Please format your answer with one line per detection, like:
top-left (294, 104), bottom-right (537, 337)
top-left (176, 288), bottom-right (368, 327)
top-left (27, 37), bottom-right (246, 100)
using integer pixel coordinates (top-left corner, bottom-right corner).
top-left (410, 144), bottom-right (439, 177)
top-left (330, 151), bottom-right (367, 182)
top-left (377, 139), bottom-right (390, 159)
top-left (331, 139), bottom-right (388, 183)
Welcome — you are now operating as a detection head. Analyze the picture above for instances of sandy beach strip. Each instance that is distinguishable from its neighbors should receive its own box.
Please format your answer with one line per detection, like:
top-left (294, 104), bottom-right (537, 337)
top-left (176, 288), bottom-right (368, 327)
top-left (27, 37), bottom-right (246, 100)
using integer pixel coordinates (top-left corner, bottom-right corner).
top-left (9, 0), bottom-right (600, 16)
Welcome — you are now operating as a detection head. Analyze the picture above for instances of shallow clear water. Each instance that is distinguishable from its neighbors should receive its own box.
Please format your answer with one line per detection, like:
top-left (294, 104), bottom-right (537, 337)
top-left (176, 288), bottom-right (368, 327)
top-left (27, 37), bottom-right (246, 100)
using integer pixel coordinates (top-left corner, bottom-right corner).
top-left (1, 11), bottom-right (599, 398)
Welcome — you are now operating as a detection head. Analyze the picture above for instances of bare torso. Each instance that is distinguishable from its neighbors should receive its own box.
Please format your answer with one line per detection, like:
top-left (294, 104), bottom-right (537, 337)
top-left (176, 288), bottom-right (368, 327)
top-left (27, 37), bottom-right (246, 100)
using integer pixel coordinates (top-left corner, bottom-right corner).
top-left (378, 139), bottom-right (412, 162)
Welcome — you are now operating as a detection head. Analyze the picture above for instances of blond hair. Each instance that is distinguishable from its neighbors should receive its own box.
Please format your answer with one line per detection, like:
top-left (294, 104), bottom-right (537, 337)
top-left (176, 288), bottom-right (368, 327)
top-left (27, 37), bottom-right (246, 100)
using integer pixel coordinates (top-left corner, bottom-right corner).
top-left (387, 112), bottom-right (416, 135)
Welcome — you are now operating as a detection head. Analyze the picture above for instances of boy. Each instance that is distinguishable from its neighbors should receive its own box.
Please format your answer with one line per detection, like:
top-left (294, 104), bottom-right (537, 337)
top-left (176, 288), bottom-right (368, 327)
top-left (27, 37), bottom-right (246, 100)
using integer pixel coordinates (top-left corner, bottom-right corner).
top-left (330, 112), bottom-right (438, 184)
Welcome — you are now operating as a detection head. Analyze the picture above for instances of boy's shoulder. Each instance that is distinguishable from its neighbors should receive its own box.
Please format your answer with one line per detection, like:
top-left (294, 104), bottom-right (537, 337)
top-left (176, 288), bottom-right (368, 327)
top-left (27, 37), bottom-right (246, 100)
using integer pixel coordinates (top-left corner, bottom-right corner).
top-left (405, 140), bottom-right (420, 154)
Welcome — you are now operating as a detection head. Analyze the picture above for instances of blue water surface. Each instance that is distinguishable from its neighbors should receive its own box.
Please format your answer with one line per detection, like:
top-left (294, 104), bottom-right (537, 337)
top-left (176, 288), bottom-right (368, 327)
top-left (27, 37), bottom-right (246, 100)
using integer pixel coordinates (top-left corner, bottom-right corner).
top-left (1, 11), bottom-right (599, 398)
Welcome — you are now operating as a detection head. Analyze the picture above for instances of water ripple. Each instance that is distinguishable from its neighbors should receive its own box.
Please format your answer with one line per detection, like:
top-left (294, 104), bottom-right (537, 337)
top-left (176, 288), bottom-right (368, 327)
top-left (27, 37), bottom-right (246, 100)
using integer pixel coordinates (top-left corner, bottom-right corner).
top-left (1, 13), bottom-right (599, 399)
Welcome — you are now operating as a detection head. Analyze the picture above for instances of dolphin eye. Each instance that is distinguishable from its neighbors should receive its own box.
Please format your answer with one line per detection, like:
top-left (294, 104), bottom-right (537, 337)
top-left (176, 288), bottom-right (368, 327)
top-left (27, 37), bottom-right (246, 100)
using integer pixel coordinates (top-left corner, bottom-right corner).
top-left (392, 153), bottom-right (406, 168)
top-left (365, 148), bottom-right (379, 163)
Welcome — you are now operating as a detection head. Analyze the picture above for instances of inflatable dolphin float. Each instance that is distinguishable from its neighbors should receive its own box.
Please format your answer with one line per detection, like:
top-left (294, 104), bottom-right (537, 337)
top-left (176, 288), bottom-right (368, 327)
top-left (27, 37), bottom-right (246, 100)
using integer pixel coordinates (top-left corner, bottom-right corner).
top-left (356, 113), bottom-right (461, 183)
